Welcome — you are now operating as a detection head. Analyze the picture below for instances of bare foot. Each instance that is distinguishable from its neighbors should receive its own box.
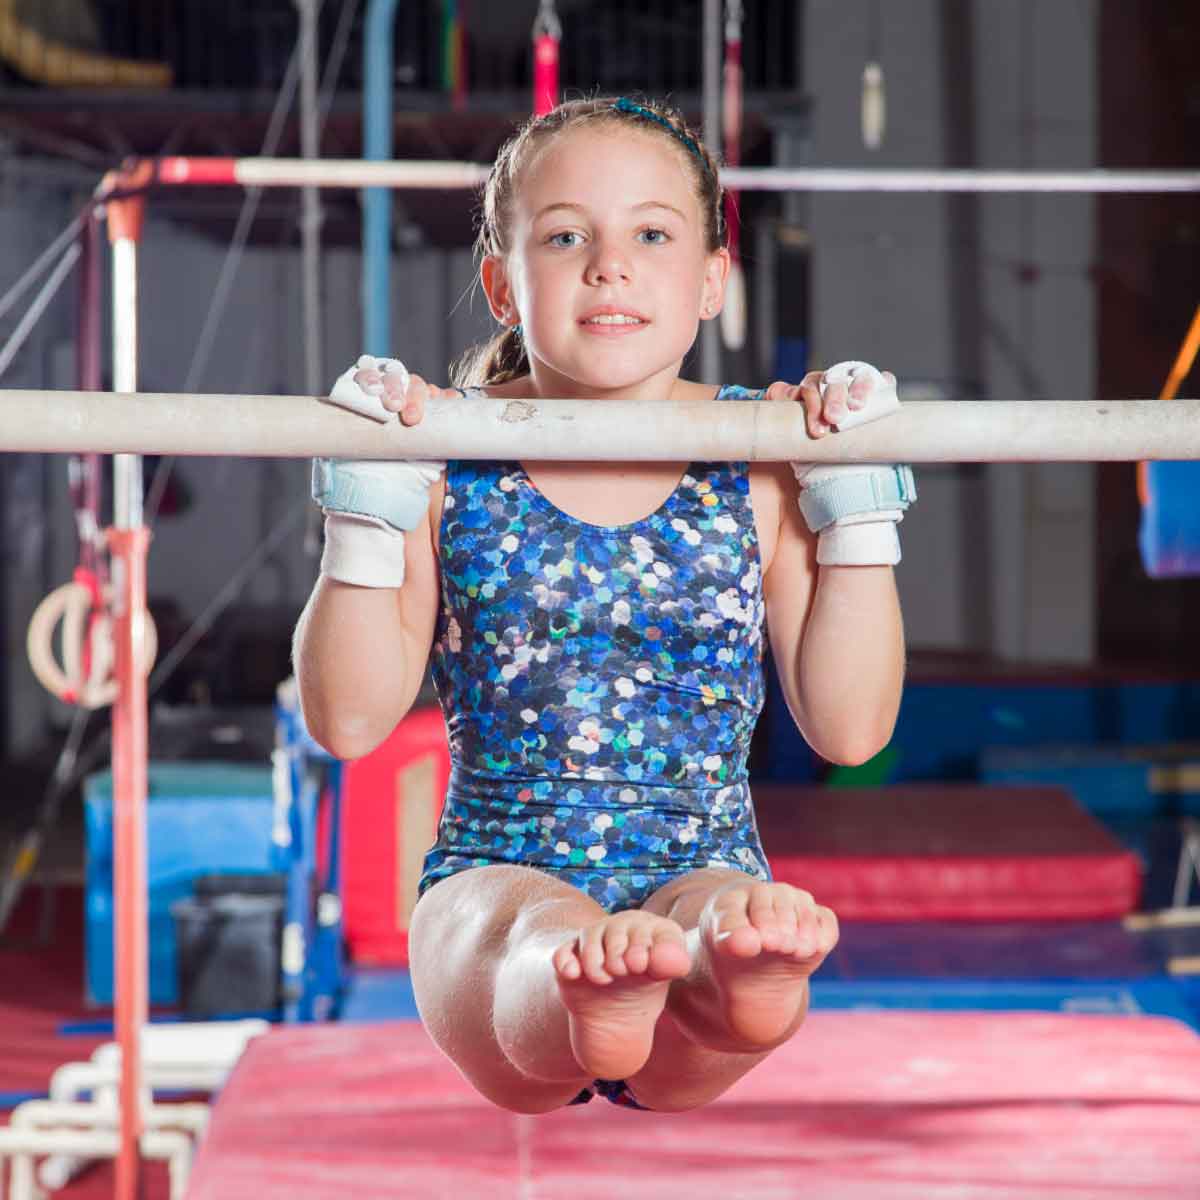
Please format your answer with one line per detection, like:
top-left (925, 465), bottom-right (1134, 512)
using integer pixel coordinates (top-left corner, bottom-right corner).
top-left (697, 881), bottom-right (839, 1048)
top-left (553, 911), bottom-right (692, 1081)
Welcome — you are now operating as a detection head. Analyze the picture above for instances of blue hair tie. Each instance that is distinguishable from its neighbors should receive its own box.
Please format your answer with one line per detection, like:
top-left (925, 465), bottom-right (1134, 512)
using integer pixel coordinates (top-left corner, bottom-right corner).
top-left (611, 98), bottom-right (712, 178)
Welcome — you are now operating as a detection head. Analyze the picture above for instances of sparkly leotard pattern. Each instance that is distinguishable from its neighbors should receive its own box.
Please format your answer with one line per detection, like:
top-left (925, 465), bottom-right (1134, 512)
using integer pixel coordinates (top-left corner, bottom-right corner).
top-left (418, 384), bottom-right (772, 912)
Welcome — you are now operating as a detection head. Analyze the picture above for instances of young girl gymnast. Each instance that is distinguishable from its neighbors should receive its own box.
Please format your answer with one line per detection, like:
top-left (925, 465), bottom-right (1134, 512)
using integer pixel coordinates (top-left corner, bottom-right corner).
top-left (294, 97), bottom-right (914, 1114)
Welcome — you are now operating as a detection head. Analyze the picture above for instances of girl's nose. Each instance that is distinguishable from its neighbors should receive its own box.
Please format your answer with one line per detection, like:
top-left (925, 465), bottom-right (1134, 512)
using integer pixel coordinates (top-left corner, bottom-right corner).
top-left (584, 240), bottom-right (632, 285)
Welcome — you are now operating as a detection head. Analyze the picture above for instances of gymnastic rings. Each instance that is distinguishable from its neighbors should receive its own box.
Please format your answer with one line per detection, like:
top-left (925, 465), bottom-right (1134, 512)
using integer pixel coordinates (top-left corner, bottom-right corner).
top-left (26, 578), bottom-right (158, 709)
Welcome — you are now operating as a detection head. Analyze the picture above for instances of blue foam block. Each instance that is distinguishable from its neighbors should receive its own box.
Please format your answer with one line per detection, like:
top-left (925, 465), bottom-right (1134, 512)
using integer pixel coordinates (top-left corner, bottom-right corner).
top-left (763, 670), bottom-right (1200, 783)
top-left (1140, 460), bottom-right (1200, 578)
top-left (981, 743), bottom-right (1200, 820)
top-left (824, 921), bottom-right (1160, 982)
top-left (339, 968), bottom-right (420, 1022)
top-left (85, 763), bottom-right (277, 1006)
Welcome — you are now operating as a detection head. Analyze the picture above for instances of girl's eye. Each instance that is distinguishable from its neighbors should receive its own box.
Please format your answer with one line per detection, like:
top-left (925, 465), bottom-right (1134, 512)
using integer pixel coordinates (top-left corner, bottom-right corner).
top-left (638, 227), bottom-right (670, 245)
top-left (548, 231), bottom-right (583, 248)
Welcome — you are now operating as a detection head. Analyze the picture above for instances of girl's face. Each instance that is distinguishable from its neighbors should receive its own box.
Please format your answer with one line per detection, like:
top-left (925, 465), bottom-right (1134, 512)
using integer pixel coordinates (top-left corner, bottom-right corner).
top-left (483, 125), bottom-right (728, 397)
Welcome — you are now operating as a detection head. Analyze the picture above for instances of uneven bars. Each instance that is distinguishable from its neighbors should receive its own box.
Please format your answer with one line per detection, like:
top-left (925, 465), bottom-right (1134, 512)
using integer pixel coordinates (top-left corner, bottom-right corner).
top-left (152, 157), bottom-right (1200, 194)
top-left (2, 391), bottom-right (1198, 462)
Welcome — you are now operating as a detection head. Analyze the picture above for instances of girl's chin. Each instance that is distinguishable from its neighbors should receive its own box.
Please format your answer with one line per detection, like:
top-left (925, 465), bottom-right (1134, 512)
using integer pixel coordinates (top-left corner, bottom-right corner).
top-left (532, 349), bottom-right (687, 392)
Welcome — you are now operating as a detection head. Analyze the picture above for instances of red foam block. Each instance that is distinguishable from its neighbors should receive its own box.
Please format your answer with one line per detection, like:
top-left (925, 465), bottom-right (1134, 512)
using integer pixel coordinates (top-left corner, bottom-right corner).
top-left (755, 784), bottom-right (1142, 920)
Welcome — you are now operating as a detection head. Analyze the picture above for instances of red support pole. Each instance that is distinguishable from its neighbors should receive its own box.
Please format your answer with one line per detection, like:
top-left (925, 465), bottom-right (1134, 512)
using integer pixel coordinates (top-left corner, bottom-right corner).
top-left (103, 163), bottom-right (152, 1200)
top-left (108, 525), bottom-right (152, 1200)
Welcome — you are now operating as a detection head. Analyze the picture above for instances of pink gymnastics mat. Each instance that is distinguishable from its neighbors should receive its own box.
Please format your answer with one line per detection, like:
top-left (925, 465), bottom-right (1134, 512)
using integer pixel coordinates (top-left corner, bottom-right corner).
top-left (184, 1013), bottom-right (1200, 1199)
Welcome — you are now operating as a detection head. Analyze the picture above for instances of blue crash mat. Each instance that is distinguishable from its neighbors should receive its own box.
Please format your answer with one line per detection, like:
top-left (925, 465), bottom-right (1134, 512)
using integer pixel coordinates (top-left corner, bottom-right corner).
top-left (1141, 460), bottom-right (1200, 578)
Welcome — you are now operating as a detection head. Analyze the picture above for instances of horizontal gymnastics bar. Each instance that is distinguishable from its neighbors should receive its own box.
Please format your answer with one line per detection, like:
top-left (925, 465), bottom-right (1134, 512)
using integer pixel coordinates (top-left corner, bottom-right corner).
top-left (2, 391), bottom-right (1198, 463)
top-left (151, 157), bottom-right (1200, 195)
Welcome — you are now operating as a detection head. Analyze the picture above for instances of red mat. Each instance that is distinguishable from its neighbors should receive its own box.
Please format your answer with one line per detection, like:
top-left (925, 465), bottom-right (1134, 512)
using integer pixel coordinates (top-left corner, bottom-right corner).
top-left (0, 887), bottom-right (173, 1199)
top-left (755, 784), bottom-right (1142, 920)
top-left (184, 1013), bottom-right (1200, 1199)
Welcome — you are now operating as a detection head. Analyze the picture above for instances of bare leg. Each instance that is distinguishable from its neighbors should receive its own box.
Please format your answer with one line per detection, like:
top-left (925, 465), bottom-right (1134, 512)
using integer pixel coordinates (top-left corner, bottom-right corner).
top-left (407, 865), bottom-right (690, 1113)
top-left (626, 869), bottom-right (839, 1111)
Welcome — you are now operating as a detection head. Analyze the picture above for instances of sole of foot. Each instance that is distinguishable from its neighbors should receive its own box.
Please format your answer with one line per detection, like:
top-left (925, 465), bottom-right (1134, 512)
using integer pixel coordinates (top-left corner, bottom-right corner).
top-left (701, 882), bottom-right (837, 1048)
top-left (554, 911), bottom-right (692, 1081)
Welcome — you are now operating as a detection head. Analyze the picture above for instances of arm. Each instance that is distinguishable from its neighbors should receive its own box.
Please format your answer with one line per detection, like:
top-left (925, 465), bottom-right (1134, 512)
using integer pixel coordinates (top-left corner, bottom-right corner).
top-left (292, 501), bottom-right (441, 760)
top-left (762, 473), bottom-right (904, 766)
top-left (757, 361), bottom-right (908, 764)
top-left (292, 356), bottom-right (448, 760)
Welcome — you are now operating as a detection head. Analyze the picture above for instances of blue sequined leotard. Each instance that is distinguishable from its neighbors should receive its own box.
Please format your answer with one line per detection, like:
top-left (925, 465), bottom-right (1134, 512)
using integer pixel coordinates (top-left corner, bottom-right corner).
top-left (418, 384), bottom-right (772, 912)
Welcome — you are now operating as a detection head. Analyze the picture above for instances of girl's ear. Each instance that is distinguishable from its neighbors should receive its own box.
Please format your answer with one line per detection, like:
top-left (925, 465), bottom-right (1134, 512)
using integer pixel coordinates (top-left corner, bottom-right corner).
top-left (701, 246), bottom-right (731, 316)
top-left (481, 255), bottom-right (516, 323)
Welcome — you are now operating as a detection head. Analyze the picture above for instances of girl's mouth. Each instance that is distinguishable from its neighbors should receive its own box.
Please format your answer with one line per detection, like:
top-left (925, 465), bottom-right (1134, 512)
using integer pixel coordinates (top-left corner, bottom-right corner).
top-left (579, 311), bottom-right (649, 332)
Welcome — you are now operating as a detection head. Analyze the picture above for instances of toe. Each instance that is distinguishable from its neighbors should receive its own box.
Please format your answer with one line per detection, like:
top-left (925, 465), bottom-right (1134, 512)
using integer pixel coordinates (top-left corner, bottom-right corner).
top-left (647, 927), bottom-right (691, 979)
top-left (603, 926), bottom-right (631, 978)
top-left (553, 939), bottom-right (582, 981)
top-left (623, 927), bottom-right (652, 975)
top-left (714, 916), bottom-right (762, 959)
top-left (815, 905), bottom-right (840, 956)
top-left (579, 929), bottom-right (613, 984)
top-left (705, 887), bottom-right (759, 956)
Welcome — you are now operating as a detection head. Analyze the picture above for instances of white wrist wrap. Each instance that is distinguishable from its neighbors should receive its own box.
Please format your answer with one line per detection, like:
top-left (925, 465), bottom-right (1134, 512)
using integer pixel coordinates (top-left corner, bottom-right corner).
top-left (817, 521), bottom-right (901, 567)
top-left (320, 513), bottom-right (408, 588)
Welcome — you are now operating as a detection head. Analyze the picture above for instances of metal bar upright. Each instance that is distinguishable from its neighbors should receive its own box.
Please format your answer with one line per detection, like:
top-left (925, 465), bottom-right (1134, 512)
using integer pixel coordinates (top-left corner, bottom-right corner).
top-left (102, 162), bottom-right (154, 1200)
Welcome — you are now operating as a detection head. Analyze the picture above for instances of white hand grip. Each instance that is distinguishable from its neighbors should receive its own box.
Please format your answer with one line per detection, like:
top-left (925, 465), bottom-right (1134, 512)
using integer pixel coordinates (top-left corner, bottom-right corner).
top-left (820, 360), bottom-right (899, 431)
top-left (324, 354), bottom-right (409, 424)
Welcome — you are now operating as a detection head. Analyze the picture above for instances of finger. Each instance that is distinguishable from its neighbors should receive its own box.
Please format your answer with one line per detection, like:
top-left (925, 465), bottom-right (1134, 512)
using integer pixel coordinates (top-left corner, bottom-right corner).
top-left (800, 380), bottom-right (828, 438)
top-left (821, 379), bottom-right (850, 426)
top-left (846, 373), bottom-right (874, 410)
top-left (399, 376), bottom-right (429, 427)
top-left (352, 365), bottom-right (385, 395)
top-left (371, 366), bottom-right (409, 412)
top-left (380, 365), bottom-right (411, 406)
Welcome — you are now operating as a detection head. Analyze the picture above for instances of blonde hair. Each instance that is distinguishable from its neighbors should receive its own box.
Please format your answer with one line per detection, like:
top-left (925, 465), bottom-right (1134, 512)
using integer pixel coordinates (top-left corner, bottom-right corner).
top-left (452, 96), bottom-right (726, 388)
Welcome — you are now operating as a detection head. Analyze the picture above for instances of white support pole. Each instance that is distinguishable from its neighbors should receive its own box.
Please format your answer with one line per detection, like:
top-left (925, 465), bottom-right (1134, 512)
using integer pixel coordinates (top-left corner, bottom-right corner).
top-left (1, 390), bottom-right (1198, 462)
top-left (155, 156), bottom-right (1200, 195)
top-left (110, 239), bottom-right (141, 530)
top-left (295, 0), bottom-right (324, 397)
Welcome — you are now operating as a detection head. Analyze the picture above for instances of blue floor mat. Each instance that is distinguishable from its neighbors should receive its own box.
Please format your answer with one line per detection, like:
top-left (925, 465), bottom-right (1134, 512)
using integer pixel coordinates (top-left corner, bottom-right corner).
top-left (824, 920), bottom-right (1170, 981)
top-left (340, 968), bottom-right (1200, 1033)
top-left (809, 977), bottom-right (1199, 1028)
top-left (341, 966), bottom-right (420, 1022)
top-left (338, 919), bottom-right (1200, 1031)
